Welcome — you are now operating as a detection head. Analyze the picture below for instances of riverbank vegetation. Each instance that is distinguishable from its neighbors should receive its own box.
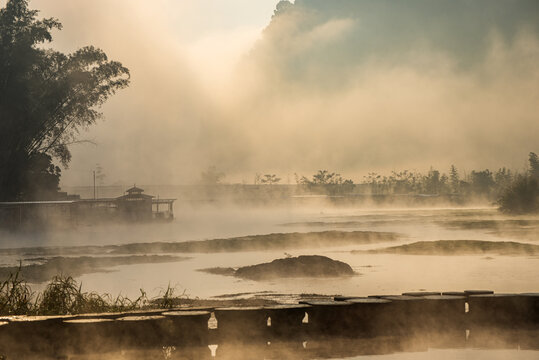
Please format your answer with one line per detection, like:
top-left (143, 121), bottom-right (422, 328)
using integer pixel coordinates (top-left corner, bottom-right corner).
top-left (0, 270), bottom-right (148, 316)
top-left (270, 152), bottom-right (538, 212)
top-left (195, 153), bottom-right (538, 210)
top-left (294, 165), bottom-right (515, 201)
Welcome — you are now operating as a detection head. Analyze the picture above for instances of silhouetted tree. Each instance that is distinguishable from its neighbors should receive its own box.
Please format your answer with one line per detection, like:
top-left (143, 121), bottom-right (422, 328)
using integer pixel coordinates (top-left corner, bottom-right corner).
top-left (529, 152), bottom-right (539, 179)
top-left (424, 168), bottom-right (441, 194)
top-left (388, 170), bottom-right (416, 194)
top-left (498, 175), bottom-right (539, 214)
top-left (312, 170), bottom-right (336, 185)
top-left (449, 165), bottom-right (459, 193)
top-left (200, 166), bottom-right (225, 185)
top-left (0, 0), bottom-right (130, 200)
top-left (498, 152), bottom-right (539, 213)
top-left (363, 172), bottom-right (382, 194)
top-left (470, 170), bottom-right (495, 198)
top-left (20, 153), bottom-right (61, 200)
top-left (261, 174), bottom-right (281, 185)
top-left (493, 167), bottom-right (513, 197)
top-left (301, 170), bottom-right (354, 195)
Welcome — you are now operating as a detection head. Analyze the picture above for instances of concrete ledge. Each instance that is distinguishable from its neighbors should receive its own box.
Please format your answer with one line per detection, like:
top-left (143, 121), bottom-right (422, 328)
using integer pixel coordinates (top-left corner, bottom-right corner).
top-left (0, 290), bottom-right (538, 358)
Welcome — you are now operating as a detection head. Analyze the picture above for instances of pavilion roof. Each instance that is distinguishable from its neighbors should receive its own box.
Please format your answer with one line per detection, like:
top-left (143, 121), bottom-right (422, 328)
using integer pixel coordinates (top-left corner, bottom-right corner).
top-left (126, 186), bottom-right (144, 194)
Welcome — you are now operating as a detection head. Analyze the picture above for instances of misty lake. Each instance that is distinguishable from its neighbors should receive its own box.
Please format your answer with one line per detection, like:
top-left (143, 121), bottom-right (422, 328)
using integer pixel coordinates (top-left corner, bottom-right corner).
top-left (1, 204), bottom-right (537, 301)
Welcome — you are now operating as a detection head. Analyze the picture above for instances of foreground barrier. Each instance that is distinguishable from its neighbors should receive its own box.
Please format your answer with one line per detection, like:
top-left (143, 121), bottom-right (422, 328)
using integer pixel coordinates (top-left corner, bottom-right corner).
top-left (62, 318), bottom-right (116, 354)
top-left (299, 300), bottom-right (354, 335)
top-left (468, 293), bottom-right (531, 328)
top-left (0, 315), bottom-right (69, 355)
top-left (345, 298), bottom-right (392, 337)
top-left (0, 290), bottom-right (538, 358)
top-left (116, 315), bottom-right (171, 349)
top-left (163, 310), bottom-right (212, 345)
top-left (214, 307), bottom-right (268, 341)
top-left (420, 295), bottom-right (466, 330)
top-left (264, 304), bottom-right (310, 338)
top-left (520, 293), bottom-right (539, 325)
top-left (377, 295), bottom-right (426, 335)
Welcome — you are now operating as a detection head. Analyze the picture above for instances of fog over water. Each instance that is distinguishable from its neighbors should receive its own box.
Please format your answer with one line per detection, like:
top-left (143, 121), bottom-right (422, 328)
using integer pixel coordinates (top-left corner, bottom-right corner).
top-left (2, 203), bottom-right (537, 301)
top-left (17, 0), bottom-right (539, 185)
top-left (61, 207), bottom-right (539, 300)
top-left (2, 2), bottom-right (539, 359)
top-left (1, 0), bottom-right (538, 324)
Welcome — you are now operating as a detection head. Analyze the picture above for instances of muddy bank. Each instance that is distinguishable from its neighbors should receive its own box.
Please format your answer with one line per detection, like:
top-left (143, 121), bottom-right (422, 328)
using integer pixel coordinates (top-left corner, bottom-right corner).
top-left (440, 219), bottom-right (539, 230)
top-left (200, 255), bottom-right (355, 281)
top-left (284, 218), bottom-right (539, 240)
top-left (359, 240), bottom-right (539, 256)
top-left (281, 220), bottom-right (416, 228)
top-left (0, 255), bottom-right (188, 283)
top-left (439, 219), bottom-right (539, 240)
top-left (0, 231), bottom-right (400, 257)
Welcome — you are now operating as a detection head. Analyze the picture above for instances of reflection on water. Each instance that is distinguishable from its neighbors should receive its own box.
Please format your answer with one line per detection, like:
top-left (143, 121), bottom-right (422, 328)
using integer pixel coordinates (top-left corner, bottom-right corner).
top-left (8, 327), bottom-right (539, 359)
top-left (217, 328), bottom-right (539, 359)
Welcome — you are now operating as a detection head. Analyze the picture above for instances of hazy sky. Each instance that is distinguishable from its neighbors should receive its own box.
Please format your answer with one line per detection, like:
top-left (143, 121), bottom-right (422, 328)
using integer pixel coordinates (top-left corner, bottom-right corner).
top-left (17, 0), bottom-right (539, 186)
top-left (28, 0), bottom-right (281, 185)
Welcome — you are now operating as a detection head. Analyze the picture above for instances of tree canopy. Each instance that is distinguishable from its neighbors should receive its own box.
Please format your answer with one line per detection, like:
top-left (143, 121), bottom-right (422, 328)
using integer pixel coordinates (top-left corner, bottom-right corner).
top-left (498, 152), bottom-right (539, 214)
top-left (0, 0), bottom-right (129, 201)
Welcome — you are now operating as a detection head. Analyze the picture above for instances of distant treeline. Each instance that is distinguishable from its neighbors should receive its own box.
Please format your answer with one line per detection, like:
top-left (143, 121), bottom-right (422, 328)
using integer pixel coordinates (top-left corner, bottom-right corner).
top-left (296, 166), bottom-right (510, 199)
top-left (247, 152), bottom-right (539, 213)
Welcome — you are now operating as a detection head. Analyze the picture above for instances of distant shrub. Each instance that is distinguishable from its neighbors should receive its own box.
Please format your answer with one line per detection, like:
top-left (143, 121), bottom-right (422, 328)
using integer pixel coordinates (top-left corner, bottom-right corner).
top-left (498, 175), bottom-right (539, 214)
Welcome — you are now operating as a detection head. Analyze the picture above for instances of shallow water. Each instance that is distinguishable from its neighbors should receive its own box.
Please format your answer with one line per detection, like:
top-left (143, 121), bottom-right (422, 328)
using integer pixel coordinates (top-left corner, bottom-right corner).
top-left (1, 206), bottom-right (538, 299)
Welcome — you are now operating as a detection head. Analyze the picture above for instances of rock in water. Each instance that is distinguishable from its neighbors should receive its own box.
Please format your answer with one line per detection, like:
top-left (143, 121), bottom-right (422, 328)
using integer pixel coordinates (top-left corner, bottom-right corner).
top-left (234, 255), bottom-right (355, 280)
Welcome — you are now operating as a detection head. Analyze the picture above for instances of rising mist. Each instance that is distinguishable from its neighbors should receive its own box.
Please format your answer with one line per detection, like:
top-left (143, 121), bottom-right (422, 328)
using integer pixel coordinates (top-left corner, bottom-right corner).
top-left (24, 0), bottom-right (539, 186)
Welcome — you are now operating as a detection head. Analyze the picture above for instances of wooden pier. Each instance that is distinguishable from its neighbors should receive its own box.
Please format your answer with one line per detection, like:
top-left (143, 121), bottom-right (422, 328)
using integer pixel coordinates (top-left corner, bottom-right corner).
top-left (0, 186), bottom-right (175, 227)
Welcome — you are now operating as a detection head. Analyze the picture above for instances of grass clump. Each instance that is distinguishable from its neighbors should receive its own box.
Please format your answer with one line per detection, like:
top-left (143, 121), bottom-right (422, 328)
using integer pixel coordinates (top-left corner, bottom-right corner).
top-left (0, 268), bottom-right (186, 316)
top-left (36, 275), bottom-right (149, 315)
top-left (0, 264), bottom-right (34, 315)
top-left (152, 283), bottom-right (188, 309)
